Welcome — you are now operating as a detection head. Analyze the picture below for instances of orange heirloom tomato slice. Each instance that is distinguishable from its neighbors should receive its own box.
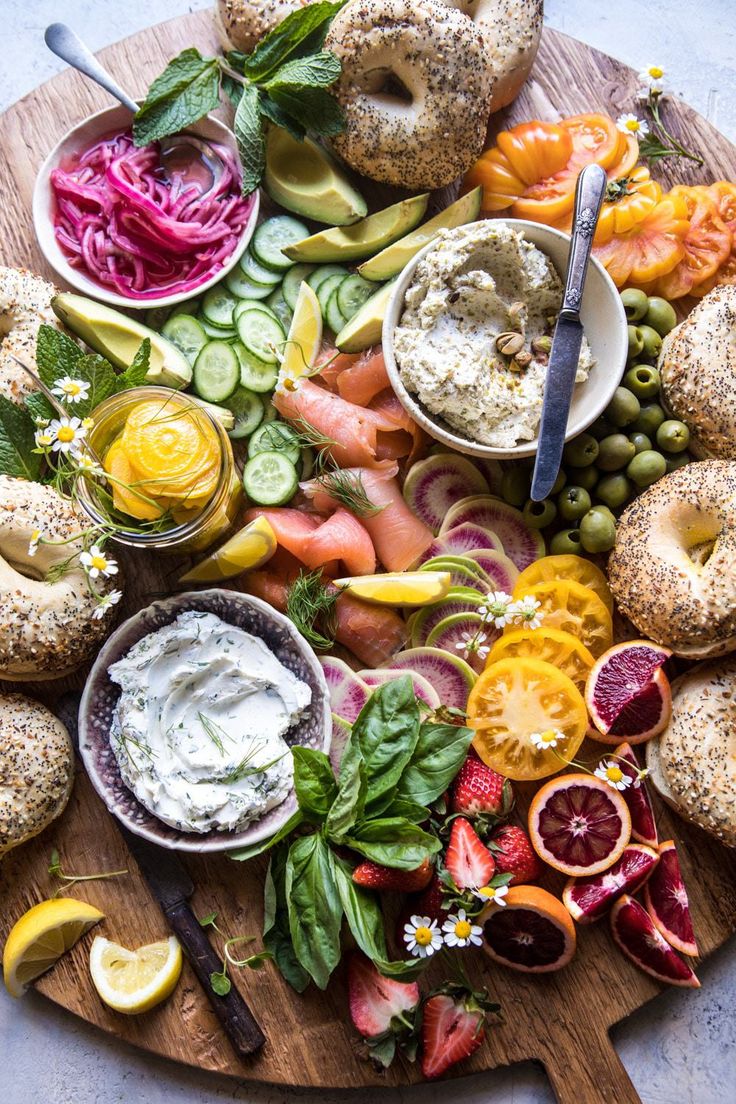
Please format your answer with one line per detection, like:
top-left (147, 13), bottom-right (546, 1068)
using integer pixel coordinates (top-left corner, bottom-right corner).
top-left (496, 121), bottom-right (573, 185)
top-left (651, 184), bottom-right (732, 299)
top-left (606, 132), bottom-right (641, 179)
top-left (554, 167), bottom-right (661, 243)
top-left (592, 193), bottom-right (690, 288)
top-left (690, 181), bottom-right (736, 297)
top-left (560, 113), bottom-right (623, 171)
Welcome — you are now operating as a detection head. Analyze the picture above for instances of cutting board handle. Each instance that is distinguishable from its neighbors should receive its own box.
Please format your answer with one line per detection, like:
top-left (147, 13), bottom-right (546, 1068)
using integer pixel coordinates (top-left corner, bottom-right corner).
top-left (542, 1027), bottom-right (641, 1104)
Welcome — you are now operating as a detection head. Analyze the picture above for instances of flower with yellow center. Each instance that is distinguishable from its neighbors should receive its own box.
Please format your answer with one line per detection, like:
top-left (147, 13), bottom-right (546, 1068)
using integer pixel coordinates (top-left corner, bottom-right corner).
top-left (442, 909), bottom-right (483, 948)
top-left (638, 64), bottom-right (666, 88)
top-left (403, 914), bottom-right (443, 958)
top-left (80, 544), bottom-right (119, 580)
top-left (92, 589), bottom-right (123, 620)
top-left (27, 529), bottom-right (42, 557)
top-left (595, 761), bottom-right (632, 792)
top-left (473, 883), bottom-right (509, 906)
top-left (51, 376), bottom-right (91, 404)
top-left (616, 113), bottom-right (650, 138)
top-left (48, 417), bottom-right (87, 456)
top-left (34, 428), bottom-right (54, 450)
top-left (530, 728), bottom-right (563, 751)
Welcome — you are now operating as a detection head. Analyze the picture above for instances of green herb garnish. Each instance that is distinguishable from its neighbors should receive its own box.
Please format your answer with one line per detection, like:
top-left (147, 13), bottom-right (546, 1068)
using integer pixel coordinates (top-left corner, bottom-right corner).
top-left (285, 569), bottom-right (339, 650)
top-left (315, 469), bottom-right (384, 517)
top-left (48, 848), bottom-right (128, 898)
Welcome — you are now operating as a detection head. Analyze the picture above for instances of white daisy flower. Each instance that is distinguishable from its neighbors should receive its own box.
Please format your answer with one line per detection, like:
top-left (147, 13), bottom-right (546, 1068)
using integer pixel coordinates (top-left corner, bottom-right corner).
top-left (635, 767), bottom-right (650, 786)
top-left (82, 417), bottom-right (95, 430)
top-left (92, 589), bottom-right (123, 619)
top-left (530, 728), bottom-right (564, 751)
top-left (442, 909), bottom-right (483, 948)
top-left (509, 595), bottom-right (543, 629)
top-left (80, 544), bottom-right (119, 579)
top-left (638, 64), bottom-right (666, 90)
top-left (28, 528), bottom-right (42, 557)
top-left (48, 417), bottom-right (87, 455)
top-left (403, 914), bottom-right (443, 958)
top-left (50, 376), bottom-right (91, 404)
top-left (455, 630), bottom-right (488, 659)
top-left (76, 452), bottom-right (102, 476)
top-left (616, 113), bottom-right (650, 138)
top-left (479, 590), bottom-right (515, 629)
top-left (34, 428), bottom-right (54, 450)
top-left (473, 883), bottom-right (509, 907)
top-left (595, 761), bottom-right (633, 792)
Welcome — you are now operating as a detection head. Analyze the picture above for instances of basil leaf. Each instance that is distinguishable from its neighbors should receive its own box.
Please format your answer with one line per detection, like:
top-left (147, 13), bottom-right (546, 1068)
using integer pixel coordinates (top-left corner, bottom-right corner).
top-left (292, 747), bottom-right (337, 822)
top-left (325, 740), bottom-right (366, 841)
top-left (117, 339), bottom-right (151, 390)
top-left (396, 723), bottom-right (475, 807)
top-left (263, 844), bottom-right (310, 992)
top-left (133, 49), bottom-right (221, 146)
top-left (269, 86), bottom-right (345, 137)
top-left (36, 324), bottom-right (82, 388)
top-left (258, 96), bottom-right (306, 142)
top-left (0, 395), bottom-right (42, 480)
top-left (234, 82), bottom-right (266, 195)
top-left (228, 809), bottom-right (303, 861)
top-left (350, 677), bottom-right (420, 808)
top-left (265, 52), bottom-right (341, 91)
top-left (242, 2), bottom-right (345, 81)
top-left (285, 834), bottom-right (343, 989)
top-left (345, 818), bottom-right (441, 870)
top-left (380, 798), bottom-right (429, 824)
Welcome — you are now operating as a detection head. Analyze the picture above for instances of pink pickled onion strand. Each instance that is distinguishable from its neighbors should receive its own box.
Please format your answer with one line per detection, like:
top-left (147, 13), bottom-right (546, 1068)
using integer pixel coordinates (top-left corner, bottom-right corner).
top-left (50, 128), bottom-right (254, 299)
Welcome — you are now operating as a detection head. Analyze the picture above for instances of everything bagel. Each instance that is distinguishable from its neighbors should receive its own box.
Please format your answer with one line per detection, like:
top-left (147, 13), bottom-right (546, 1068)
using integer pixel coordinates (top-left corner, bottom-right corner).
top-left (0, 266), bottom-right (60, 404)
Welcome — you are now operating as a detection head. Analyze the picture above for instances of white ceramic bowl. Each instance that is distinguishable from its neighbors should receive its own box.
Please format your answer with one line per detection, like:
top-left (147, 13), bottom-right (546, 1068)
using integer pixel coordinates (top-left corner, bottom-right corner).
top-left (382, 218), bottom-right (628, 460)
top-left (33, 103), bottom-right (259, 311)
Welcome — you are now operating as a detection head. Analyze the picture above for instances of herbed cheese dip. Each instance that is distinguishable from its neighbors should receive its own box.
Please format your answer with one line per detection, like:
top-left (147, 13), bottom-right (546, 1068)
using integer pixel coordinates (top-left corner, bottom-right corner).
top-left (108, 610), bottom-right (311, 833)
top-left (393, 222), bottom-right (595, 448)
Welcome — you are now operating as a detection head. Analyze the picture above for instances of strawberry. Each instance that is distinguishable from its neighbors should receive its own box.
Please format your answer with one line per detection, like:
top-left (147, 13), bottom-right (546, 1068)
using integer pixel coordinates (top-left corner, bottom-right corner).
top-left (348, 952), bottom-right (420, 1038)
top-left (450, 749), bottom-right (514, 826)
top-left (421, 985), bottom-right (499, 1080)
top-left (445, 817), bottom-right (495, 890)
top-left (353, 857), bottom-right (433, 893)
top-left (489, 824), bottom-right (542, 886)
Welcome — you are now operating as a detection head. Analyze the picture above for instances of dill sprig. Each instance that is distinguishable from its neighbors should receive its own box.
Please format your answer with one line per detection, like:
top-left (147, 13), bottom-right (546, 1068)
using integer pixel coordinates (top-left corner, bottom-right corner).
top-left (315, 469), bottom-right (384, 517)
top-left (198, 712), bottom-right (232, 755)
top-left (286, 569), bottom-right (339, 650)
top-left (225, 745), bottom-right (287, 783)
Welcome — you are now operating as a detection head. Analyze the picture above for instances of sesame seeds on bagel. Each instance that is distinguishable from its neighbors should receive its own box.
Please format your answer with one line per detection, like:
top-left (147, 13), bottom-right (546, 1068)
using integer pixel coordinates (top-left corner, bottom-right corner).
top-left (214, 0), bottom-right (310, 54)
top-left (0, 266), bottom-right (61, 404)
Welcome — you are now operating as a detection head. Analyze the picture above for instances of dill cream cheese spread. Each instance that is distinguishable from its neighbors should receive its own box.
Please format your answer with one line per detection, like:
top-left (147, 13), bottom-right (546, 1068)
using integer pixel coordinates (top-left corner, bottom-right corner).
top-left (108, 610), bottom-right (310, 833)
top-left (393, 222), bottom-right (595, 448)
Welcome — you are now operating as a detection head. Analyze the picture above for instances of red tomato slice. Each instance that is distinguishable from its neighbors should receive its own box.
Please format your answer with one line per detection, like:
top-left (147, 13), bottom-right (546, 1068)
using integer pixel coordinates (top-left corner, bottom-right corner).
top-left (654, 185), bottom-right (732, 299)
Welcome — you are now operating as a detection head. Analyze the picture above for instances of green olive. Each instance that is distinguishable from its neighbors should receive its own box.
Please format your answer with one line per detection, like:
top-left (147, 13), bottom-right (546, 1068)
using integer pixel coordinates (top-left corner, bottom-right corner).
top-left (620, 288), bottom-right (649, 322)
top-left (558, 486), bottom-right (592, 522)
top-left (563, 433), bottom-right (599, 468)
top-left (664, 450), bottom-right (693, 473)
top-left (550, 528), bottom-right (583, 555)
top-left (605, 386), bottom-right (641, 427)
top-left (643, 296), bottom-right (678, 336)
top-left (523, 498), bottom-right (557, 529)
top-left (597, 433), bottom-right (637, 472)
top-left (627, 449), bottom-right (667, 487)
top-left (656, 419), bottom-right (690, 453)
top-left (551, 468), bottom-right (567, 496)
top-left (637, 324), bottom-right (663, 360)
top-left (501, 466), bottom-right (530, 507)
top-left (589, 415), bottom-right (616, 440)
top-left (628, 431), bottom-right (652, 454)
top-left (623, 364), bottom-right (661, 399)
top-left (579, 508), bottom-right (617, 553)
top-left (568, 465), bottom-right (599, 491)
top-left (633, 402), bottom-right (667, 437)
top-left (596, 472), bottom-right (633, 510)
top-left (627, 324), bottom-right (644, 359)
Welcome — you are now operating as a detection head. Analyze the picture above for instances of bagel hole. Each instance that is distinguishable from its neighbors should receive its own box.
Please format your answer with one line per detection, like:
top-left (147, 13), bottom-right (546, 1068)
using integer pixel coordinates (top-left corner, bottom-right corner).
top-left (5, 556), bottom-right (45, 582)
top-left (688, 539), bottom-right (715, 567)
top-left (362, 67), bottom-right (413, 104)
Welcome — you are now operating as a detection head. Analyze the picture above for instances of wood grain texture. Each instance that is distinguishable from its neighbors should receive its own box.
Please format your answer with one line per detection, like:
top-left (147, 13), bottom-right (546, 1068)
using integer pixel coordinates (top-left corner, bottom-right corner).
top-left (1, 10), bottom-right (736, 1103)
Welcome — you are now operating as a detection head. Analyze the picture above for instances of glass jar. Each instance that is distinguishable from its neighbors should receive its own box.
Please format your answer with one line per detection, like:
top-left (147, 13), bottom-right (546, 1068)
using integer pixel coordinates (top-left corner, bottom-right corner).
top-left (77, 386), bottom-right (242, 554)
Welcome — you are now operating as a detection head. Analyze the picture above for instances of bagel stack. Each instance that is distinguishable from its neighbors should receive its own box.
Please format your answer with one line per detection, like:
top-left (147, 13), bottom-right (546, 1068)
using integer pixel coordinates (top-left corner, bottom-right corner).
top-left (0, 266), bottom-right (61, 404)
top-left (215, 0), bottom-right (310, 54)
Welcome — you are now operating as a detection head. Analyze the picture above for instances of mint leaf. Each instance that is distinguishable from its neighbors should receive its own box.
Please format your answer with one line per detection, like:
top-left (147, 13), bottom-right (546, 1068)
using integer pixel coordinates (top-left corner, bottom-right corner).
top-left (234, 83), bottom-right (266, 195)
top-left (209, 971), bottom-right (231, 996)
top-left (265, 52), bottom-right (341, 90)
top-left (258, 96), bottom-right (306, 142)
top-left (70, 355), bottom-right (117, 418)
top-left (24, 392), bottom-right (55, 425)
top-left (269, 86), bottom-right (344, 136)
top-left (0, 395), bottom-right (42, 479)
top-left (243, 2), bottom-right (345, 81)
top-left (117, 339), bottom-right (151, 390)
top-left (36, 325), bottom-right (82, 388)
top-left (133, 49), bottom-right (221, 146)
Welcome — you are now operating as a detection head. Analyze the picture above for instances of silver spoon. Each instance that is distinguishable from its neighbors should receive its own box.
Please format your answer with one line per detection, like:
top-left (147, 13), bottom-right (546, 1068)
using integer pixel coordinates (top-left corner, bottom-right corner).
top-left (44, 23), bottom-right (224, 195)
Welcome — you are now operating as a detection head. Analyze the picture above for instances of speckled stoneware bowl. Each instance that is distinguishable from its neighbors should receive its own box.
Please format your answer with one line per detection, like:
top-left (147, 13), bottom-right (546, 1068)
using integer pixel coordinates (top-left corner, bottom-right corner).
top-left (78, 589), bottom-right (331, 853)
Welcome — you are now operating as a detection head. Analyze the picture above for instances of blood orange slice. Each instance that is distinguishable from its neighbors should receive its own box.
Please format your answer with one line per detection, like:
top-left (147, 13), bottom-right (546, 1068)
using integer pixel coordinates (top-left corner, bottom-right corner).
top-left (563, 842), bottom-right (659, 924)
top-left (615, 741), bottom-right (658, 848)
top-left (481, 886), bottom-right (576, 973)
top-left (610, 895), bottom-right (700, 987)
top-left (585, 641), bottom-right (672, 743)
top-left (643, 840), bottom-right (699, 957)
top-left (528, 773), bottom-right (631, 876)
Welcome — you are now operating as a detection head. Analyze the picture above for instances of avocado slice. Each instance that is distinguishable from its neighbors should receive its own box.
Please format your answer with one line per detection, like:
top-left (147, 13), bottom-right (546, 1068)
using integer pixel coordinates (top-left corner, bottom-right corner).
top-left (265, 128), bottom-right (367, 226)
top-left (52, 294), bottom-right (192, 390)
top-left (335, 280), bottom-right (397, 353)
top-left (357, 187), bottom-right (483, 282)
top-left (283, 195), bottom-right (429, 264)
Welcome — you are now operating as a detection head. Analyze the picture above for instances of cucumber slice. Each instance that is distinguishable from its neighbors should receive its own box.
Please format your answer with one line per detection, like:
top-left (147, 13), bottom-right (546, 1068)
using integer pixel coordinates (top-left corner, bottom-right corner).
top-left (224, 267), bottom-right (273, 300)
top-left (261, 399), bottom-right (279, 423)
top-left (198, 316), bottom-right (237, 340)
top-left (326, 287), bottom-right (349, 334)
top-left (316, 273), bottom-right (346, 317)
top-left (145, 305), bottom-right (171, 330)
top-left (233, 299), bottom-right (278, 324)
top-left (202, 286), bottom-right (238, 328)
top-left (223, 386), bottom-right (264, 439)
top-left (243, 450), bottom-right (298, 506)
top-left (235, 307), bottom-right (285, 364)
top-left (192, 340), bottom-right (240, 402)
top-left (168, 296), bottom-right (201, 319)
top-left (337, 274), bottom-right (377, 320)
top-left (234, 342), bottom-right (279, 393)
top-left (161, 314), bottom-right (208, 366)
top-left (307, 264), bottom-right (350, 292)
top-left (240, 250), bottom-right (283, 287)
top-left (251, 216), bottom-right (309, 272)
top-left (248, 421), bottom-right (301, 465)
top-left (265, 286), bottom-right (293, 331)
top-left (282, 264), bottom-right (316, 309)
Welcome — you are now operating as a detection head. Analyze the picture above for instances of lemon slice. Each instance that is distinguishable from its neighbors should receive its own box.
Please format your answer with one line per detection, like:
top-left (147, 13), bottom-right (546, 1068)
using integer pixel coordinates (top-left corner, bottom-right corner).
top-left (334, 571), bottom-right (452, 606)
top-left (89, 934), bottom-right (182, 1014)
top-left (3, 897), bottom-right (104, 997)
top-left (179, 516), bottom-right (277, 582)
top-left (276, 281), bottom-right (322, 390)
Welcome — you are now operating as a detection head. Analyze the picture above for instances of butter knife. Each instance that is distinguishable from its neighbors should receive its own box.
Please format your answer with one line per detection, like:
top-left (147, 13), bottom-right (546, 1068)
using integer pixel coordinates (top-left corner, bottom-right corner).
top-left (530, 163), bottom-right (607, 501)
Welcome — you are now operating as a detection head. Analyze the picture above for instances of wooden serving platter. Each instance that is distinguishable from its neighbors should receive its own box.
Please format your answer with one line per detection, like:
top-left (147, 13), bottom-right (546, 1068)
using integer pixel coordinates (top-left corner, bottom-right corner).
top-left (1, 10), bottom-right (736, 1103)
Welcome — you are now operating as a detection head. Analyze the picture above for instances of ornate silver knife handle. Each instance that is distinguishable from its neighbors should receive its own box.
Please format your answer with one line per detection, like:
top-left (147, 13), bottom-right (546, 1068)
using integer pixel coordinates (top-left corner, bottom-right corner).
top-left (560, 163), bottom-right (607, 320)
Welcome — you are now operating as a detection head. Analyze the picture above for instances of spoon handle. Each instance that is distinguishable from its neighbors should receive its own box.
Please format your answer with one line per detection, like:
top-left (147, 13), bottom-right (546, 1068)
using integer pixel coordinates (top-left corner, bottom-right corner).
top-left (44, 23), bottom-right (139, 115)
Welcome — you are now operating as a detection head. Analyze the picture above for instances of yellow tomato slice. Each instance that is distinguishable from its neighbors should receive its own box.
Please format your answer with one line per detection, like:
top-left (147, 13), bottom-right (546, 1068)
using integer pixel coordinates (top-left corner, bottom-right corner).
top-left (510, 579), bottom-right (613, 659)
top-left (513, 554), bottom-right (612, 611)
top-left (487, 626), bottom-right (595, 693)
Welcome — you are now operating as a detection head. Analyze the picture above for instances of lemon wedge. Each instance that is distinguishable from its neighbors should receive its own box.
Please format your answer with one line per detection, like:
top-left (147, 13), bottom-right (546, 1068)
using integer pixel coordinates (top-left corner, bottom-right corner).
top-left (89, 934), bottom-right (182, 1014)
top-left (179, 516), bottom-right (277, 582)
top-left (3, 897), bottom-right (104, 997)
top-left (276, 281), bottom-right (322, 390)
top-left (334, 571), bottom-right (452, 606)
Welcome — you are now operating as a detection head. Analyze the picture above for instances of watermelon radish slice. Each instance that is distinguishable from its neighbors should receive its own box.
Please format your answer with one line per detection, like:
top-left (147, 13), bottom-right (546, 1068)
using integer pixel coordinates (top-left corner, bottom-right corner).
top-left (614, 741), bottom-right (658, 848)
top-left (330, 714), bottom-right (352, 775)
top-left (410, 593), bottom-right (485, 647)
top-left (419, 524), bottom-right (503, 565)
top-left (319, 656), bottom-right (370, 722)
top-left (357, 668), bottom-right (441, 710)
top-left (439, 496), bottom-right (545, 570)
top-left (403, 454), bottom-right (489, 534)
top-left (562, 843), bottom-right (659, 924)
top-left (386, 647), bottom-right (476, 710)
top-left (610, 895), bottom-right (699, 988)
top-left (419, 558), bottom-right (491, 593)
top-left (425, 612), bottom-right (498, 674)
top-left (643, 840), bottom-right (699, 957)
top-left (465, 549), bottom-right (519, 593)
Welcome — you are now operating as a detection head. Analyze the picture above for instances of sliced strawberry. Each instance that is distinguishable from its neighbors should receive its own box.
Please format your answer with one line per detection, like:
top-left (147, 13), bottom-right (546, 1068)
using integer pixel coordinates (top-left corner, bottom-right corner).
top-left (353, 857), bottom-right (433, 893)
top-left (445, 818), bottom-right (495, 890)
top-left (490, 824), bottom-right (542, 886)
top-left (348, 952), bottom-right (420, 1039)
top-left (421, 993), bottom-right (485, 1079)
top-left (450, 749), bottom-right (514, 822)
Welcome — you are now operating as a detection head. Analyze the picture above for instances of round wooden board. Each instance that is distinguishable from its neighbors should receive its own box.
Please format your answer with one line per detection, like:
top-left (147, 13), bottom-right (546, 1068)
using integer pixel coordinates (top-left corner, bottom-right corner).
top-left (2, 10), bottom-right (736, 1104)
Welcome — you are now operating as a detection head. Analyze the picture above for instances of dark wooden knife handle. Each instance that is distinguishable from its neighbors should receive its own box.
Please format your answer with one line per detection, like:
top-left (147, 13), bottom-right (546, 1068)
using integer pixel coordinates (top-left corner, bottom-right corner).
top-left (165, 900), bottom-right (266, 1057)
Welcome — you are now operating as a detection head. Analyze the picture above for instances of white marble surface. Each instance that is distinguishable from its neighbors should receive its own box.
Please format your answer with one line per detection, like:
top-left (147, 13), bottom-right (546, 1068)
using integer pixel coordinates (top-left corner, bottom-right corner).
top-left (2, 2), bottom-right (736, 1102)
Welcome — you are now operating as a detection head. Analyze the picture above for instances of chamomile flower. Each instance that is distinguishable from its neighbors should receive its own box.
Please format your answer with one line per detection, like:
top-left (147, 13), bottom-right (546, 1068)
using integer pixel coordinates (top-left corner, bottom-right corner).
top-left (455, 630), bottom-right (489, 661)
top-left (634, 767), bottom-right (650, 786)
top-left (638, 64), bottom-right (666, 91)
top-left (51, 376), bottom-right (91, 404)
top-left (530, 728), bottom-right (563, 751)
top-left (28, 529), bottom-right (42, 557)
top-left (479, 591), bottom-right (515, 629)
top-left (92, 589), bottom-right (123, 620)
top-left (595, 761), bottom-right (633, 792)
top-left (76, 452), bottom-right (102, 476)
top-left (34, 427), bottom-right (54, 450)
top-left (403, 915), bottom-right (443, 958)
top-left (509, 595), bottom-right (543, 629)
top-left (48, 417), bottom-right (87, 455)
top-left (442, 909), bottom-right (483, 949)
top-left (80, 544), bottom-right (119, 579)
top-left (81, 417), bottom-right (95, 430)
top-left (473, 883), bottom-right (509, 907)
top-left (616, 113), bottom-right (650, 138)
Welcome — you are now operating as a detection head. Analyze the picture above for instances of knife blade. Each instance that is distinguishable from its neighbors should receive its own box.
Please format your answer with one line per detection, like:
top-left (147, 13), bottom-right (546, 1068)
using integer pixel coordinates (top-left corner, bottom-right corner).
top-left (531, 163), bottom-right (608, 501)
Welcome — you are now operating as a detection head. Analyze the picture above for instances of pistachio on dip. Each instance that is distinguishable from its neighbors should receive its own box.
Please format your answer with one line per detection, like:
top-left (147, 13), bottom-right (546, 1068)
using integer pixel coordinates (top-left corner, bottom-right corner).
top-left (108, 610), bottom-right (310, 833)
top-left (393, 222), bottom-right (595, 448)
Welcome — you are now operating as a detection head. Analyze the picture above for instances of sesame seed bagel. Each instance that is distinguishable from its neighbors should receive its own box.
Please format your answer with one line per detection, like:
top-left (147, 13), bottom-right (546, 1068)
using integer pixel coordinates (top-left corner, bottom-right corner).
top-left (0, 476), bottom-right (124, 681)
top-left (646, 658), bottom-right (736, 847)
top-left (0, 266), bottom-right (61, 404)
top-left (659, 284), bottom-right (736, 459)
top-left (214, 0), bottom-right (310, 54)
top-left (0, 692), bottom-right (74, 855)
top-left (325, 0), bottom-right (494, 189)
top-left (607, 459), bottom-right (736, 659)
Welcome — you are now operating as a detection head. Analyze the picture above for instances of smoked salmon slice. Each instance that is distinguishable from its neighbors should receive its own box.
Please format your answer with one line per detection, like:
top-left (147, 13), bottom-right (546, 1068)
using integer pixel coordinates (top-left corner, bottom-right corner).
top-left (244, 505), bottom-right (376, 576)
top-left (335, 350), bottom-right (390, 407)
top-left (369, 388), bottom-right (429, 466)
